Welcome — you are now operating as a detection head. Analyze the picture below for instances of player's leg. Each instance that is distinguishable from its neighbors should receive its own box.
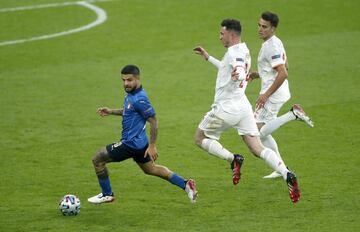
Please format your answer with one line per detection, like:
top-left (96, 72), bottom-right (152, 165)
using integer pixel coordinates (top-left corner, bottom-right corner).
top-left (260, 135), bottom-right (283, 179)
top-left (255, 100), bottom-right (289, 137)
top-left (242, 135), bottom-right (300, 203)
top-left (137, 161), bottom-right (198, 203)
top-left (255, 101), bottom-right (286, 178)
top-left (242, 135), bottom-right (288, 177)
top-left (195, 108), bottom-right (244, 185)
top-left (237, 99), bottom-right (300, 202)
top-left (88, 146), bottom-right (115, 204)
top-left (195, 128), bottom-right (234, 162)
top-left (88, 142), bottom-right (135, 204)
top-left (195, 109), bottom-right (235, 163)
top-left (259, 112), bottom-right (295, 137)
top-left (257, 103), bottom-right (314, 138)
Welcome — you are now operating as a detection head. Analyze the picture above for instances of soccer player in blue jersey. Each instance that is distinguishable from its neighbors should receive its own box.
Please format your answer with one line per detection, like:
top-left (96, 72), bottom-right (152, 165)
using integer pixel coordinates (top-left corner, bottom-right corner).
top-left (88, 65), bottom-right (197, 204)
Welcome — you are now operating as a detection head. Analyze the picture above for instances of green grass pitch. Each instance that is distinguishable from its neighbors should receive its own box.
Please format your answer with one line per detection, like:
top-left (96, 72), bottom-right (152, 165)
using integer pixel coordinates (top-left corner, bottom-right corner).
top-left (0, 0), bottom-right (359, 231)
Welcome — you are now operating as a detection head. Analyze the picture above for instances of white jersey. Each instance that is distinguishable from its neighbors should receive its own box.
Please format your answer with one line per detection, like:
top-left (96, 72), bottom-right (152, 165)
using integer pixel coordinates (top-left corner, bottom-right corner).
top-left (211, 43), bottom-right (251, 114)
top-left (258, 35), bottom-right (290, 102)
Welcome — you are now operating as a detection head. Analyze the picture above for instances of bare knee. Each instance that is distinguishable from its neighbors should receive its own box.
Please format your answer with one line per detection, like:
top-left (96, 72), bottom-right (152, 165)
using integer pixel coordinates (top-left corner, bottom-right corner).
top-left (139, 163), bottom-right (171, 179)
top-left (91, 147), bottom-right (110, 175)
top-left (195, 128), bottom-right (205, 147)
top-left (92, 149), bottom-right (102, 166)
top-left (142, 166), bottom-right (154, 175)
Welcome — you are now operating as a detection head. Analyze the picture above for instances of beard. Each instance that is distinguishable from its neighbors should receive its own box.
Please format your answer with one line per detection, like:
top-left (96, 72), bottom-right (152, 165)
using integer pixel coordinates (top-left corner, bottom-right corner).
top-left (124, 86), bottom-right (136, 93)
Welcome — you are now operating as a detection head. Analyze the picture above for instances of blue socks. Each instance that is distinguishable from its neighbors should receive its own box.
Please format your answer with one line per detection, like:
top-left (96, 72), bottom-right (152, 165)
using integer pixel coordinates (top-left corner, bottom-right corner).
top-left (98, 177), bottom-right (113, 196)
top-left (98, 173), bottom-right (186, 195)
top-left (168, 173), bottom-right (186, 189)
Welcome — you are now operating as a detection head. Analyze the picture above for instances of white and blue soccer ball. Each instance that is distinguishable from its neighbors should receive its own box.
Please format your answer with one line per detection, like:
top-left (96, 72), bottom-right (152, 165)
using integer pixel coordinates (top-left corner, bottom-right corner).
top-left (59, 194), bottom-right (81, 216)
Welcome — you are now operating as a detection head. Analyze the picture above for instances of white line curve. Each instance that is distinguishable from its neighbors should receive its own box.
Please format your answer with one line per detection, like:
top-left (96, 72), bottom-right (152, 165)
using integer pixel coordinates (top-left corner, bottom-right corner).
top-left (0, 1), bottom-right (108, 47)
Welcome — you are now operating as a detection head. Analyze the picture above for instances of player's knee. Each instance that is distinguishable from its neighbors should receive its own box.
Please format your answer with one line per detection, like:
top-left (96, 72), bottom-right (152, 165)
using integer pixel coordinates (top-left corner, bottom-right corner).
top-left (92, 153), bottom-right (100, 166)
top-left (91, 148), bottom-right (106, 167)
top-left (142, 167), bottom-right (155, 176)
top-left (195, 137), bottom-right (203, 147)
top-left (91, 154), bottom-right (99, 166)
top-left (194, 130), bottom-right (205, 147)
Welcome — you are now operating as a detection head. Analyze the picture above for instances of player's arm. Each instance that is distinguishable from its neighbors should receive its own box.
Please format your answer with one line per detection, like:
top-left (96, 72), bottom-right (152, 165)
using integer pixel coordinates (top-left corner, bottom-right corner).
top-left (134, 98), bottom-right (158, 161)
top-left (231, 65), bottom-right (246, 81)
top-left (97, 107), bottom-right (124, 117)
top-left (193, 46), bottom-right (221, 68)
top-left (266, 63), bottom-right (288, 97)
top-left (230, 54), bottom-right (247, 82)
top-left (145, 116), bottom-right (158, 161)
top-left (256, 64), bottom-right (288, 109)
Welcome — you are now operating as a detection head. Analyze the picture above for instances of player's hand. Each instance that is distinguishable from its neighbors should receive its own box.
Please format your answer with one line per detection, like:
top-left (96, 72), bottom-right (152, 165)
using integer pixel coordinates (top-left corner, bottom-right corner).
top-left (249, 71), bottom-right (259, 81)
top-left (144, 144), bottom-right (158, 161)
top-left (97, 107), bottom-right (111, 117)
top-left (256, 94), bottom-right (268, 110)
top-left (231, 66), bottom-right (239, 81)
top-left (193, 46), bottom-right (209, 60)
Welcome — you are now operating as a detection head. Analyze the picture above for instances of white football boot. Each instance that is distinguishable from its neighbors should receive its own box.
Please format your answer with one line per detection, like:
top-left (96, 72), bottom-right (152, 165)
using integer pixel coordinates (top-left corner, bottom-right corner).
top-left (88, 193), bottom-right (114, 204)
top-left (185, 179), bottom-right (198, 203)
top-left (291, 104), bottom-right (314, 127)
top-left (263, 171), bottom-right (282, 179)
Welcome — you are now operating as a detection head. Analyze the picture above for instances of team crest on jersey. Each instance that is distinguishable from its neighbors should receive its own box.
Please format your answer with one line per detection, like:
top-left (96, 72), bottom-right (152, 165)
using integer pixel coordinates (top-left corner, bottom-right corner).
top-left (271, 54), bottom-right (281, 59)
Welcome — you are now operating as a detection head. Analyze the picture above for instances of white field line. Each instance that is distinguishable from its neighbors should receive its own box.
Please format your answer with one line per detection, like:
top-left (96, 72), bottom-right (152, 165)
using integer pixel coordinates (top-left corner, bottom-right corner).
top-left (0, 0), bottom-right (109, 46)
top-left (0, 0), bottom-right (111, 12)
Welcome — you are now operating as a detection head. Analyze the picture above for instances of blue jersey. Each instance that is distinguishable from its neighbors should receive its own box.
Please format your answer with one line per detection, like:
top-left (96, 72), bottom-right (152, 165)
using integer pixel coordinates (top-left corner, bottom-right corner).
top-left (121, 87), bottom-right (155, 150)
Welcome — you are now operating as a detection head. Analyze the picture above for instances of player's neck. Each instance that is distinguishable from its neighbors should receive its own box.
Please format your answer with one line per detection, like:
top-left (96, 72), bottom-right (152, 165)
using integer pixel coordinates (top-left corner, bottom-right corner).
top-left (229, 37), bottom-right (240, 47)
top-left (263, 34), bottom-right (275, 42)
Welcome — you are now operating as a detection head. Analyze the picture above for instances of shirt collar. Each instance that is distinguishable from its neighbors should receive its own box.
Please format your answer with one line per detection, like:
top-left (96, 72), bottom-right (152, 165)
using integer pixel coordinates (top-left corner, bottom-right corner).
top-left (129, 85), bottom-right (143, 95)
top-left (228, 42), bottom-right (244, 51)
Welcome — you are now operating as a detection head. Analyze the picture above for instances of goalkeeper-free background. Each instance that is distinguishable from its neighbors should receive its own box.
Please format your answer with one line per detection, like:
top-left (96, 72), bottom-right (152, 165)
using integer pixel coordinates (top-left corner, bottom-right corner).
top-left (0, 0), bottom-right (359, 231)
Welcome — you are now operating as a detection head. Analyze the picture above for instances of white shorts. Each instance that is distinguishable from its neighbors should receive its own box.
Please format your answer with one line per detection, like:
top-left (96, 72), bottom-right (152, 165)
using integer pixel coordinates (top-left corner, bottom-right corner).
top-left (198, 98), bottom-right (259, 140)
top-left (254, 100), bottom-right (287, 123)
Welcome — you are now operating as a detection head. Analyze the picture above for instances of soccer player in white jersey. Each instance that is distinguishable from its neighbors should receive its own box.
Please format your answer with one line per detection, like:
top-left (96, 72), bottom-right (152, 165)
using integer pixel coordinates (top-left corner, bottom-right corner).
top-left (193, 18), bottom-right (300, 203)
top-left (248, 12), bottom-right (314, 179)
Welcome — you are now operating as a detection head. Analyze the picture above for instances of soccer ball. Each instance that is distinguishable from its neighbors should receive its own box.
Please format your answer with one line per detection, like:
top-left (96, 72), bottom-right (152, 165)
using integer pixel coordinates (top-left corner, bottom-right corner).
top-left (59, 194), bottom-right (81, 216)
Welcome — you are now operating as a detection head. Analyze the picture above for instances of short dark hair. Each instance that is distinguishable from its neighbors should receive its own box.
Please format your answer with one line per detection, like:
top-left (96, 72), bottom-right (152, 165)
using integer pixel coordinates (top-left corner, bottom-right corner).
top-left (221, 18), bottom-right (241, 35)
top-left (261, 11), bottom-right (279, 28)
top-left (121, 64), bottom-right (140, 76)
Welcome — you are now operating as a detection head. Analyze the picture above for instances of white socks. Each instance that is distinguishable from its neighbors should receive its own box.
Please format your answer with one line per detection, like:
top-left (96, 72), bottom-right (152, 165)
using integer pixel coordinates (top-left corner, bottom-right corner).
top-left (200, 138), bottom-right (290, 180)
top-left (260, 148), bottom-right (288, 180)
top-left (261, 135), bottom-right (282, 160)
top-left (201, 138), bottom-right (234, 163)
top-left (260, 111), bottom-right (296, 137)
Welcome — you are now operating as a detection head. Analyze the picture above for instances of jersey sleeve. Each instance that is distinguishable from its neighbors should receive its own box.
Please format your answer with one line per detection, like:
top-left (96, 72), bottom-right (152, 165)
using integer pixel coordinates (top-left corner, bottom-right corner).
top-left (207, 56), bottom-right (221, 68)
top-left (229, 52), bottom-right (246, 68)
top-left (229, 52), bottom-right (247, 80)
top-left (266, 44), bottom-right (285, 68)
top-left (133, 97), bottom-right (156, 119)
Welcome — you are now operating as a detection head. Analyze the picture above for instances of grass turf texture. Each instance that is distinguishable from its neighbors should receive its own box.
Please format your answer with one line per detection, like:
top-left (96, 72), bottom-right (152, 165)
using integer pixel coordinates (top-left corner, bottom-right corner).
top-left (0, 0), bottom-right (359, 231)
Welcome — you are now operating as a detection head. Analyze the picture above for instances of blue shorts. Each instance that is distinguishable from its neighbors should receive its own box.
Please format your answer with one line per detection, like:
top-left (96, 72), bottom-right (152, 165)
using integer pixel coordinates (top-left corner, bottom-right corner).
top-left (106, 142), bottom-right (151, 163)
